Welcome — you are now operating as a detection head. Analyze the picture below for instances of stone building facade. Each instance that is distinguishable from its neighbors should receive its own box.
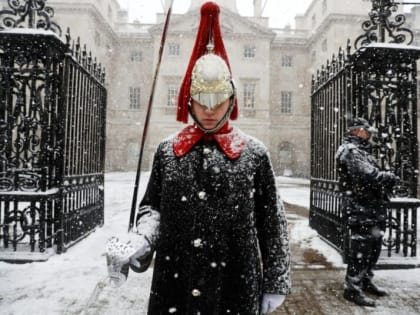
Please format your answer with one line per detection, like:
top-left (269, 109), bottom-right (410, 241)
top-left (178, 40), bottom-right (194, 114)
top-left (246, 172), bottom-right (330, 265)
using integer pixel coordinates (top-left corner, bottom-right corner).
top-left (3, 0), bottom-right (419, 177)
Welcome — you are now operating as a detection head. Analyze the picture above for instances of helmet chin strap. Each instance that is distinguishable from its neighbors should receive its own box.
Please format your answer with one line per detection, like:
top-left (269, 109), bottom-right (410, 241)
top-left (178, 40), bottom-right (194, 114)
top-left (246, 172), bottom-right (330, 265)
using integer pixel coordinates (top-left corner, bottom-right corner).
top-left (189, 97), bottom-right (235, 134)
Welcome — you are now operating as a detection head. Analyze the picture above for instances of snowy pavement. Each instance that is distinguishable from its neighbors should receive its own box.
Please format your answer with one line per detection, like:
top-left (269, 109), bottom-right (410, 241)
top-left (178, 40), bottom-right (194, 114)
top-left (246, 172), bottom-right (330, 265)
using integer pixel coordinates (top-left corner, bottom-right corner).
top-left (0, 172), bottom-right (419, 315)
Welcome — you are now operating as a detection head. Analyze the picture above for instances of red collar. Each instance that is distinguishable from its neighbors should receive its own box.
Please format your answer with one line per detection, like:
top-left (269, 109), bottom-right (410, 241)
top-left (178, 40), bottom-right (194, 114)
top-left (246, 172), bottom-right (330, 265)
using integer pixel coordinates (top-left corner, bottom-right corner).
top-left (173, 123), bottom-right (246, 160)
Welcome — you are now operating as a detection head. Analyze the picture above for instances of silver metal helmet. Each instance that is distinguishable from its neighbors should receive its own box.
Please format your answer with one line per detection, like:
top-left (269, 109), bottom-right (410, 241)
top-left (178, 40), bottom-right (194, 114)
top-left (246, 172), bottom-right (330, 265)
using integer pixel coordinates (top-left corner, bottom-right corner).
top-left (190, 53), bottom-right (234, 109)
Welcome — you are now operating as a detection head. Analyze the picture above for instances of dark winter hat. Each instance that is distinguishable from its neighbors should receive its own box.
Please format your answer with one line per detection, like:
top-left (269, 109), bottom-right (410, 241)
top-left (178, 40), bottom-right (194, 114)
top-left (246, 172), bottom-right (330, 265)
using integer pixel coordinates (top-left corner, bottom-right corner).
top-left (347, 117), bottom-right (378, 133)
top-left (177, 1), bottom-right (238, 123)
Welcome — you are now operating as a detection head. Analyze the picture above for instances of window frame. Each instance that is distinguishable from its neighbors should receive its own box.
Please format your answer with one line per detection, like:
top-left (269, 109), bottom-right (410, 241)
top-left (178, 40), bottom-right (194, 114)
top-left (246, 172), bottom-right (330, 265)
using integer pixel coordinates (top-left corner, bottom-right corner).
top-left (130, 51), bottom-right (142, 62)
top-left (282, 55), bottom-right (293, 67)
top-left (280, 91), bottom-right (293, 114)
top-left (243, 45), bottom-right (256, 59)
top-left (166, 84), bottom-right (179, 108)
top-left (168, 43), bottom-right (180, 56)
top-left (129, 86), bottom-right (141, 110)
top-left (243, 82), bottom-right (257, 111)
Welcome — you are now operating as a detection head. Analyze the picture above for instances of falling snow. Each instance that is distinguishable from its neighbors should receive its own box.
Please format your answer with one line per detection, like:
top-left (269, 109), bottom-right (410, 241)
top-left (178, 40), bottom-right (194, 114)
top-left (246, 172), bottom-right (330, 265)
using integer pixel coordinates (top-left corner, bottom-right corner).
top-left (0, 173), bottom-right (419, 314)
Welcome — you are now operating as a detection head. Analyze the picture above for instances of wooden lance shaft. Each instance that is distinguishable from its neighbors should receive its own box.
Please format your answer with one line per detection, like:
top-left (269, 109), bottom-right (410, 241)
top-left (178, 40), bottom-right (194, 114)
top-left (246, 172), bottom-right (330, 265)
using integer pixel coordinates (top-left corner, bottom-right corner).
top-left (128, 0), bottom-right (174, 232)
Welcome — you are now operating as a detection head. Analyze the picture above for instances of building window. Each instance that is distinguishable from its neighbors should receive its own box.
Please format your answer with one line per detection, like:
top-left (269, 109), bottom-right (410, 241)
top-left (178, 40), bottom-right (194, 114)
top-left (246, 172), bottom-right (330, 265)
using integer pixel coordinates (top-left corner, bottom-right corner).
top-left (243, 83), bottom-right (256, 109)
top-left (168, 43), bottom-right (180, 56)
top-left (281, 91), bottom-right (292, 113)
top-left (321, 39), bottom-right (327, 52)
top-left (244, 45), bottom-right (256, 58)
top-left (129, 87), bottom-right (141, 109)
top-left (282, 55), bottom-right (293, 67)
top-left (130, 51), bottom-right (142, 62)
top-left (167, 85), bottom-right (178, 107)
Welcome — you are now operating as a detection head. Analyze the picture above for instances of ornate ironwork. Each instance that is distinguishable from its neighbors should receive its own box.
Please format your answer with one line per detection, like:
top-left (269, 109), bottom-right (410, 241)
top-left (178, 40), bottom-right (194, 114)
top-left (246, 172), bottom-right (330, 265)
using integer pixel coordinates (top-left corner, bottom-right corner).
top-left (0, 172), bottom-right (42, 191)
top-left (0, 0), bottom-right (61, 35)
top-left (4, 204), bottom-right (40, 242)
top-left (361, 65), bottom-right (417, 196)
top-left (354, 0), bottom-right (414, 48)
top-left (0, 11), bottom-right (106, 258)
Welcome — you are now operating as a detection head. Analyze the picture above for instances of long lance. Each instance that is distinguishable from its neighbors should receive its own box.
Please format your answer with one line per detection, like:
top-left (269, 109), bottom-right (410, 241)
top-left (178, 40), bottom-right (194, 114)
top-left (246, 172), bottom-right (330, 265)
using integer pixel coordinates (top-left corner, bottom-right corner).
top-left (128, 0), bottom-right (174, 232)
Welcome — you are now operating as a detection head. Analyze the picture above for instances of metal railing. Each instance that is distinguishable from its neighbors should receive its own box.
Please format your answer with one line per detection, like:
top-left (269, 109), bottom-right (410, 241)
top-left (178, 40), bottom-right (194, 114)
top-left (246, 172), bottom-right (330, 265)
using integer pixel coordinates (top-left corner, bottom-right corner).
top-left (310, 0), bottom-right (420, 265)
top-left (0, 0), bottom-right (106, 260)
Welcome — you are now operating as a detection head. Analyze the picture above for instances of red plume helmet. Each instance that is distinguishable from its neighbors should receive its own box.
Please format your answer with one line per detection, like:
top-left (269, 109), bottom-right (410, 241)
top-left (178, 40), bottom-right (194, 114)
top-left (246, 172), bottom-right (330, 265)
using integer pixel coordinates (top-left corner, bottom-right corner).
top-left (177, 1), bottom-right (238, 123)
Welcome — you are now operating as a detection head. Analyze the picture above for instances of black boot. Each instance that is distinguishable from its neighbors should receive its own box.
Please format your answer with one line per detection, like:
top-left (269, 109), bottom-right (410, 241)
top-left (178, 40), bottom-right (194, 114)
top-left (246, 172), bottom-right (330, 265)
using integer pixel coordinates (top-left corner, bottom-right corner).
top-left (362, 280), bottom-right (388, 297)
top-left (343, 289), bottom-right (376, 307)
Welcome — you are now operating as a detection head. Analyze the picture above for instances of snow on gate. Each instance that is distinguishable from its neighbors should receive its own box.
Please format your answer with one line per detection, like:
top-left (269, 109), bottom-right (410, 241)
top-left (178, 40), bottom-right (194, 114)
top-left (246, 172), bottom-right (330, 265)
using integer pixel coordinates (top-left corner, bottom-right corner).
top-left (0, 1), bottom-right (107, 261)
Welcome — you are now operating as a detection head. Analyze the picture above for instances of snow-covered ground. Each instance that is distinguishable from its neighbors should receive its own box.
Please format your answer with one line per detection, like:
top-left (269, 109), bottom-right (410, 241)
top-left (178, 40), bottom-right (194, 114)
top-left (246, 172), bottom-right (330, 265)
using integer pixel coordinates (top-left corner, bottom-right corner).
top-left (0, 172), bottom-right (419, 315)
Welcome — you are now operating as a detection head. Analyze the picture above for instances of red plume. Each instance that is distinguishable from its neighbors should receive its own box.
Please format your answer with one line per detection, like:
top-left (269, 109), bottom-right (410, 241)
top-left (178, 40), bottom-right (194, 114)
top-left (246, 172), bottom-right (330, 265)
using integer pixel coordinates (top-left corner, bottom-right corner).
top-left (177, 1), bottom-right (238, 123)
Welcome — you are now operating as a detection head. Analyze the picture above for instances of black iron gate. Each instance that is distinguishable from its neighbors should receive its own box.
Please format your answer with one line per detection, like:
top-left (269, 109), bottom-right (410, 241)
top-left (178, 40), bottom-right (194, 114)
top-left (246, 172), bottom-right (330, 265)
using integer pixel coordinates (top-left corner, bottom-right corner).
top-left (310, 0), bottom-right (420, 265)
top-left (0, 0), bottom-right (106, 260)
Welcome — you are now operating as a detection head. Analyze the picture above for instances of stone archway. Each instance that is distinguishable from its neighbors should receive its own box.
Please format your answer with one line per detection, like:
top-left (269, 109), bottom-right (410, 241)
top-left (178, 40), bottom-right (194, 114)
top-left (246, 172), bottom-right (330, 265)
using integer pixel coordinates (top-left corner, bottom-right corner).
top-left (277, 142), bottom-right (294, 176)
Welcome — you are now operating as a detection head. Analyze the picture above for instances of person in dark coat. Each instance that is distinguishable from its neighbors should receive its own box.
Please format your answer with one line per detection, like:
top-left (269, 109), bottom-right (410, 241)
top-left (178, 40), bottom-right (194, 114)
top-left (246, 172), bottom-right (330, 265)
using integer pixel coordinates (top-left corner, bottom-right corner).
top-left (121, 2), bottom-right (291, 314)
top-left (336, 117), bottom-right (398, 307)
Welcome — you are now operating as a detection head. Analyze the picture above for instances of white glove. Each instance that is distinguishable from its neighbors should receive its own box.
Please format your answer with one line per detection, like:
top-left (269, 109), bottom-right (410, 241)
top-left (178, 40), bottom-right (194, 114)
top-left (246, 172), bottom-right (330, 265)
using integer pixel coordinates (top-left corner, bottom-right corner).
top-left (106, 236), bottom-right (135, 287)
top-left (126, 234), bottom-right (151, 268)
top-left (106, 236), bottom-right (134, 264)
top-left (107, 233), bottom-right (151, 268)
top-left (261, 294), bottom-right (286, 314)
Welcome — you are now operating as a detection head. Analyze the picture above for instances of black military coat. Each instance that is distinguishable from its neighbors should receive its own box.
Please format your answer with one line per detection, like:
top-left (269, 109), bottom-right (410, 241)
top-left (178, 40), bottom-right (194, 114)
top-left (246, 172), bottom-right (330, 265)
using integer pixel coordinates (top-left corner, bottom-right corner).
top-left (137, 127), bottom-right (291, 315)
top-left (336, 135), bottom-right (397, 227)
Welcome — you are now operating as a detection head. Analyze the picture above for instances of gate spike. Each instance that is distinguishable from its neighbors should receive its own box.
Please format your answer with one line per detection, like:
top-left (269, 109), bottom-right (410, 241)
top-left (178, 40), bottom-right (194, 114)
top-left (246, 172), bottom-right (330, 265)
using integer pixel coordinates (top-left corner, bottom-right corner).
top-left (65, 27), bottom-right (71, 49)
top-left (82, 45), bottom-right (87, 67)
top-left (87, 51), bottom-right (92, 72)
top-left (346, 38), bottom-right (352, 58)
top-left (326, 60), bottom-right (331, 79)
top-left (311, 74), bottom-right (315, 93)
top-left (331, 53), bottom-right (337, 74)
top-left (71, 39), bottom-right (75, 57)
top-left (75, 37), bottom-right (81, 61)
top-left (93, 57), bottom-right (97, 76)
top-left (338, 47), bottom-right (344, 67)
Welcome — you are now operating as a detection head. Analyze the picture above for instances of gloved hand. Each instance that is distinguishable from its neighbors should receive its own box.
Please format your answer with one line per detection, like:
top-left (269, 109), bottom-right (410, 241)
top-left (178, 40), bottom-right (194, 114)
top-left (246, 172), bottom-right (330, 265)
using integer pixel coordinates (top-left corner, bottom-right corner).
top-left (125, 233), bottom-right (151, 270)
top-left (106, 236), bottom-right (134, 287)
top-left (378, 171), bottom-right (398, 188)
top-left (261, 294), bottom-right (286, 314)
top-left (106, 233), bottom-right (152, 279)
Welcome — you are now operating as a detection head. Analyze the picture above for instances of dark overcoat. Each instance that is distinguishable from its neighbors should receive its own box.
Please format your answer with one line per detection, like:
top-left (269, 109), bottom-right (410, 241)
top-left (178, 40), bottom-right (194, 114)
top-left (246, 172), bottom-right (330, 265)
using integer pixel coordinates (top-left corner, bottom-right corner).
top-left (137, 128), bottom-right (291, 315)
top-left (336, 135), bottom-right (396, 227)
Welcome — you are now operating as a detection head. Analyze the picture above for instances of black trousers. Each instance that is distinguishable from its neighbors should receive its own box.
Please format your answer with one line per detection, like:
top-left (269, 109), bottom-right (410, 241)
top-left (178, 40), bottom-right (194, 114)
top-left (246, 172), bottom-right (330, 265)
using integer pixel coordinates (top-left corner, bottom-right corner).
top-left (345, 225), bottom-right (384, 292)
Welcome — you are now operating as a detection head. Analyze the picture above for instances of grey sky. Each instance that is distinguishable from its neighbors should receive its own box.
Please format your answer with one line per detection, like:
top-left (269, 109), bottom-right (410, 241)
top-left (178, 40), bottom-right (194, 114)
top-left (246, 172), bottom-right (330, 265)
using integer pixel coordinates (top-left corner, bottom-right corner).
top-left (120, 0), bottom-right (312, 28)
